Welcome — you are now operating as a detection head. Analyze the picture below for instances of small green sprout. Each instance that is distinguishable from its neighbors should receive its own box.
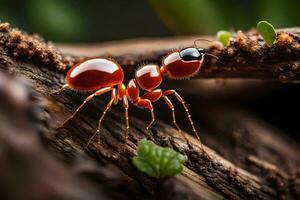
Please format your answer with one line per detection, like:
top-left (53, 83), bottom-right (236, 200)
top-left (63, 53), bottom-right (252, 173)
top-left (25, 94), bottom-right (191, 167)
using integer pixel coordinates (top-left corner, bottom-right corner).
top-left (257, 20), bottom-right (276, 47)
top-left (132, 139), bottom-right (187, 178)
top-left (216, 30), bottom-right (231, 46)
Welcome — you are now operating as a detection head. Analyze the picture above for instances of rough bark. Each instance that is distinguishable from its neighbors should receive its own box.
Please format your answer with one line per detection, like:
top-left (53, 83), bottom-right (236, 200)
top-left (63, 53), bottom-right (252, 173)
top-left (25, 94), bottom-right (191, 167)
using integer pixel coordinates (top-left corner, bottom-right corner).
top-left (0, 22), bottom-right (299, 200)
top-left (58, 27), bottom-right (300, 83)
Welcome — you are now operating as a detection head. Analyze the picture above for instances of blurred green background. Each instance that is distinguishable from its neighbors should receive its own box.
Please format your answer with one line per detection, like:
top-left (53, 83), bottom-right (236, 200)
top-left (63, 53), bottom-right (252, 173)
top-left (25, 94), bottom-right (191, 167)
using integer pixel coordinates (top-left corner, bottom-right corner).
top-left (0, 0), bottom-right (299, 43)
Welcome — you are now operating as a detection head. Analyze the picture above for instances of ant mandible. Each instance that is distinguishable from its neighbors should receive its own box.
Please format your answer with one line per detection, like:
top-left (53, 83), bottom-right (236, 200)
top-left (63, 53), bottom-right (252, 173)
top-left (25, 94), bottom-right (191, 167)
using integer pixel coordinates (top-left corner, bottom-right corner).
top-left (56, 45), bottom-right (217, 147)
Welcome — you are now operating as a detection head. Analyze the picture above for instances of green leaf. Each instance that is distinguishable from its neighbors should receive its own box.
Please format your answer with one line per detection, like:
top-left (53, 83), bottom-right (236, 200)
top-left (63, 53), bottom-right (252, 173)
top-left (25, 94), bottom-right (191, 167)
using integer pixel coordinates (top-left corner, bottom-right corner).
top-left (257, 20), bottom-right (276, 47)
top-left (216, 30), bottom-right (231, 46)
top-left (132, 139), bottom-right (187, 178)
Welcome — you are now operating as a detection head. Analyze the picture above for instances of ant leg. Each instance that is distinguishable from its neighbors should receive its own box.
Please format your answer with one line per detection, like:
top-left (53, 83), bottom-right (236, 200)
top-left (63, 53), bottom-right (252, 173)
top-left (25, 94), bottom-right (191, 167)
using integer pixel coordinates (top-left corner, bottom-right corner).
top-left (59, 86), bottom-right (113, 128)
top-left (123, 95), bottom-right (129, 144)
top-left (146, 101), bottom-right (155, 131)
top-left (134, 99), bottom-right (155, 132)
top-left (51, 84), bottom-right (69, 95)
top-left (96, 88), bottom-right (116, 147)
top-left (163, 95), bottom-right (189, 143)
top-left (164, 90), bottom-right (201, 142)
top-left (86, 88), bottom-right (116, 148)
top-left (140, 90), bottom-right (161, 130)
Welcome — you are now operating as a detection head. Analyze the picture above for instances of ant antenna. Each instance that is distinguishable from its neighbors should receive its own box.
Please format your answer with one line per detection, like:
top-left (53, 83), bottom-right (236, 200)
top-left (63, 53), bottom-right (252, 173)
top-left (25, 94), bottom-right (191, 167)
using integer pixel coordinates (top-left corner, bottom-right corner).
top-left (193, 38), bottom-right (214, 47)
top-left (205, 53), bottom-right (219, 60)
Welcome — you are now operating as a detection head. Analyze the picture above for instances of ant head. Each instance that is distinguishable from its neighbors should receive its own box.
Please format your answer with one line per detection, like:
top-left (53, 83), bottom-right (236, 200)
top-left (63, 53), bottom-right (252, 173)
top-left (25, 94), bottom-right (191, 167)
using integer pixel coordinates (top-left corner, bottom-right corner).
top-left (162, 46), bottom-right (218, 79)
top-left (179, 47), bottom-right (205, 62)
top-left (161, 47), bottom-right (205, 79)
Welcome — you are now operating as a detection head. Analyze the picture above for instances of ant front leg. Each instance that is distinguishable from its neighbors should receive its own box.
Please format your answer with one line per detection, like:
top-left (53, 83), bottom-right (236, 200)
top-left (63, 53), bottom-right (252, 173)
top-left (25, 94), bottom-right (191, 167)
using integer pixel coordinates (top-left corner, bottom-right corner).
top-left (86, 88), bottom-right (117, 148)
top-left (163, 90), bottom-right (201, 142)
top-left (163, 95), bottom-right (189, 143)
top-left (59, 86), bottom-right (114, 128)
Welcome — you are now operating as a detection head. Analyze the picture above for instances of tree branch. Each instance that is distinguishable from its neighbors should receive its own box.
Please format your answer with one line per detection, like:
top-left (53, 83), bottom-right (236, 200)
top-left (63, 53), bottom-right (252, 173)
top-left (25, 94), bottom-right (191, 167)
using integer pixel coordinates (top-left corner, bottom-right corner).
top-left (57, 28), bottom-right (300, 82)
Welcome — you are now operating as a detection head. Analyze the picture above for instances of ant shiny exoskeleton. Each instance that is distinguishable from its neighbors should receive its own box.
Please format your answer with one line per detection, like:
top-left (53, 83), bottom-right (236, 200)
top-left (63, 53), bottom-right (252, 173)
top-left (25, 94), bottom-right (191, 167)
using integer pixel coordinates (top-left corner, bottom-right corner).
top-left (55, 44), bottom-right (218, 147)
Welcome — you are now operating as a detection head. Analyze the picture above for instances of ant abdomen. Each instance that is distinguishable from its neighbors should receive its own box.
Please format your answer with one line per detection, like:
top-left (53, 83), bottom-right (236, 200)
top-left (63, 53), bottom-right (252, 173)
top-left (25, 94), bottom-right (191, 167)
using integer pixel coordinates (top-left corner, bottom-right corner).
top-left (66, 58), bottom-right (124, 91)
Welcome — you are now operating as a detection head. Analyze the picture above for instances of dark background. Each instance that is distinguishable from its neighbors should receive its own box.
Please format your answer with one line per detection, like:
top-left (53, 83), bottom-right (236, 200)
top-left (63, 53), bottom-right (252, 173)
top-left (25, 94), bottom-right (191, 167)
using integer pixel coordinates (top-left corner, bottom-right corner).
top-left (1, 0), bottom-right (300, 43)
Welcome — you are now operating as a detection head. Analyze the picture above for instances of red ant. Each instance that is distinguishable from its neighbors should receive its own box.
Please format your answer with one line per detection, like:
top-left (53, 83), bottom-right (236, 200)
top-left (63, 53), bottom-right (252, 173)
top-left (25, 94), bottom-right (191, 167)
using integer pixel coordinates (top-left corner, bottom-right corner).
top-left (55, 46), bottom-right (217, 147)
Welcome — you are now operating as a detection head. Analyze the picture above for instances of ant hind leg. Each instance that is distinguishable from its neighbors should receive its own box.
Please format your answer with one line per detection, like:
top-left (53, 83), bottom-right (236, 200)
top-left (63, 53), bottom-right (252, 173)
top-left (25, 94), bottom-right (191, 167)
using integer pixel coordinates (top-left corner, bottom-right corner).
top-left (58, 86), bottom-right (114, 129)
top-left (96, 88), bottom-right (116, 147)
top-left (85, 88), bottom-right (116, 149)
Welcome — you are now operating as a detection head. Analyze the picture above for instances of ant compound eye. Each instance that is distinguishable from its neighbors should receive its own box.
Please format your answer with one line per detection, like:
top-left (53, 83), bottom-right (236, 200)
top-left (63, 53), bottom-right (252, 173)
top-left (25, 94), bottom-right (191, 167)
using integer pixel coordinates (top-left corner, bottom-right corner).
top-left (179, 48), bottom-right (202, 61)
